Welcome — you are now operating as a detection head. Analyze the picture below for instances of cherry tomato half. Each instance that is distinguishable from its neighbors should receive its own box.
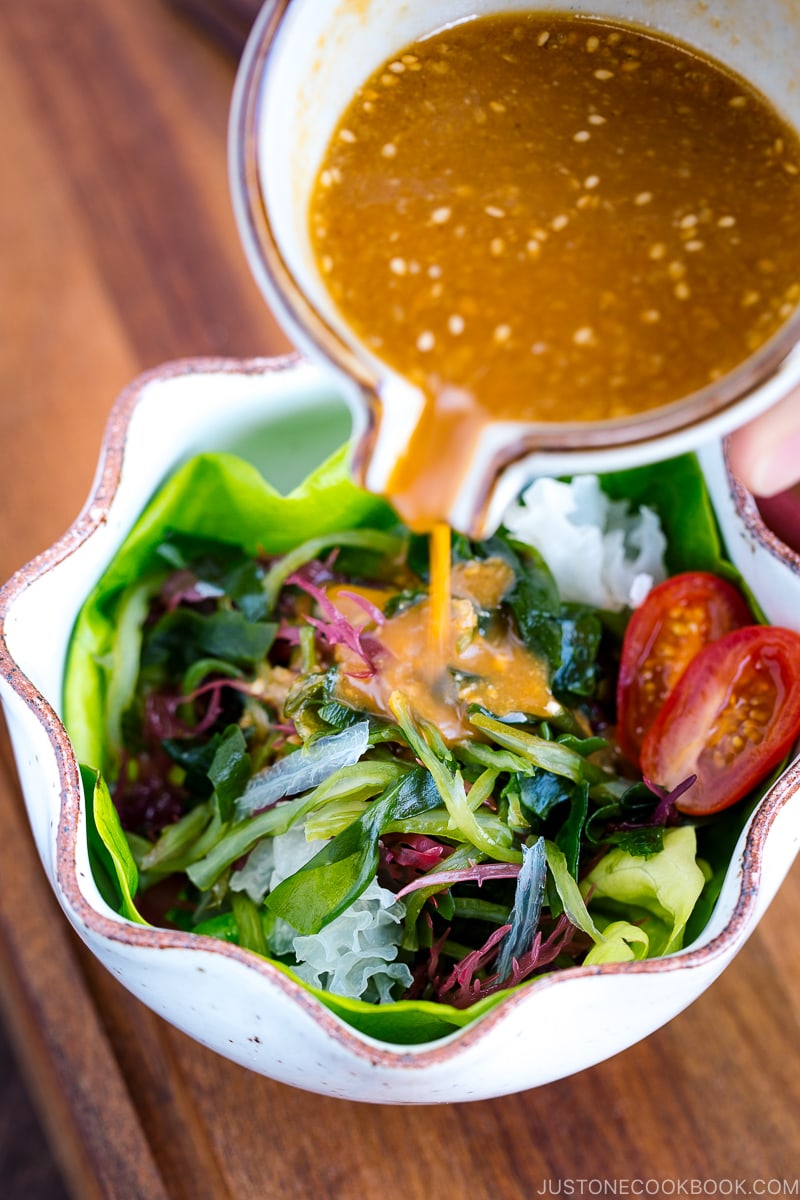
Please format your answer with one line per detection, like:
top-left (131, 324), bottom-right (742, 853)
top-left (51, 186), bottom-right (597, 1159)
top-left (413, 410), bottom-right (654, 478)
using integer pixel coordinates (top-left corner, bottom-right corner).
top-left (641, 625), bottom-right (800, 815)
top-left (616, 572), bottom-right (752, 767)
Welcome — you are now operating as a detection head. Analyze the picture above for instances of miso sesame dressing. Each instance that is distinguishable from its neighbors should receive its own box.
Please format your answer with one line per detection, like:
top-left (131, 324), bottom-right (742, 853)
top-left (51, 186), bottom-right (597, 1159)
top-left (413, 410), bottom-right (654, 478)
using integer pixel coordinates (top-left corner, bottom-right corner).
top-left (310, 12), bottom-right (800, 530)
top-left (329, 559), bottom-right (563, 744)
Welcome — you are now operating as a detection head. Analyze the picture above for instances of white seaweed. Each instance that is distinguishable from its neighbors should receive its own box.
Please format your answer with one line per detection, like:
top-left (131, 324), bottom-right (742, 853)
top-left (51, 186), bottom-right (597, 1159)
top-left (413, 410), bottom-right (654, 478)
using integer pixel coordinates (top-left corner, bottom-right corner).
top-left (503, 475), bottom-right (667, 611)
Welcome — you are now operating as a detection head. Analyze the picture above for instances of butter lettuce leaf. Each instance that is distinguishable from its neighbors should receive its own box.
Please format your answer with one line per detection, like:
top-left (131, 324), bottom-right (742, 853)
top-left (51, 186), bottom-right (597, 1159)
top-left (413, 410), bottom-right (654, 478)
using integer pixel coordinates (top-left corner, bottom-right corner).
top-left (581, 825), bottom-right (706, 957)
top-left (583, 920), bottom-right (650, 965)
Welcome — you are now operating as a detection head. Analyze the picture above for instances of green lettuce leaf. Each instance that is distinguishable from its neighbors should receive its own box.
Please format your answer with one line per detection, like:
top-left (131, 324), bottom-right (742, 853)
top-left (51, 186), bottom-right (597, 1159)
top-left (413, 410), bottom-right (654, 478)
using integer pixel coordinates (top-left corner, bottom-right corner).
top-left (581, 825), bottom-right (706, 957)
top-left (583, 920), bottom-right (650, 965)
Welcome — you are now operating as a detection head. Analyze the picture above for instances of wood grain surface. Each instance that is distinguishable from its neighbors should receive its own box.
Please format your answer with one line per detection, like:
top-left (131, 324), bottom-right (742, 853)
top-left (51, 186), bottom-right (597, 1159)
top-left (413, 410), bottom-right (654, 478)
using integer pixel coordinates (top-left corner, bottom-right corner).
top-left (1, 2), bottom-right (799, 1197)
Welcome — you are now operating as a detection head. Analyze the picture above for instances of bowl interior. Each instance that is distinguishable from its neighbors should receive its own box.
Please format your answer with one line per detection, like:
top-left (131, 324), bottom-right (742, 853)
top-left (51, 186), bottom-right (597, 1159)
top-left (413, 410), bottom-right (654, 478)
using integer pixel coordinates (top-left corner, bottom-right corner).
top-left (3, 362), bottom-right (352, 709)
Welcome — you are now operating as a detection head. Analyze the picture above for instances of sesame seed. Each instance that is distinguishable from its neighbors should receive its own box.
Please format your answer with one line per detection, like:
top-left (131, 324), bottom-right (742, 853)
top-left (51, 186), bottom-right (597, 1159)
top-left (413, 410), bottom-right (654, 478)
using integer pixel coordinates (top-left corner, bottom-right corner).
top-left (485, 205), bottom-right (506, 218)
top-left (363, 100), bottom-right (374, 113)
top-left (674, 281), bottom-right (691, 300)
top-left (531, 341), bottom-right (548, 354)
top-left (448, 314), bottom-right (465, 335)
top-left (718, 215), bottom-right (736, 227)
top-left (320, 170), bottom-right (333, 188)
top-left (635, 192), bottom-right (653, 206)
top-left (401, 53), bottom-right (418, 64)
top-left (780, 301), bottom-right (795, 317)
top-left (431, 206), bottom-right (452, 224)
top-left (389, 61), bottom-right (405, 73)
top-left (494, 324), bottom-right (512, 344)
top-left (584, 175), bottom-right (600, 189)
top-left (489, 100), bottom-right (507, 113)
top-left (339, 129), bottom-right (356, 143)
top-left (680, 214), bottom-right (698, 229)
top-left (741, 290), bottom-right (760, 307)
top-left (490, 237), bottom-right (505, 255)
top-left (588, 113), bottom-right (607, 125)
top-left (381, 143), bottom-right (397, 158)
top-left (431, 282), bottom-right (444, 299)
top-left (417, 331), bottom-right (435, 352)
top-left (586, 36), bottom-right (600, 52)
top-left (526, 238), bottom-right (541, 255)
top-left (574, 130), bottom-right (591, 143)
top-left (380, 73), bottom-right (398, 86)
top-left (649, 243), bottom-right (667, 260)
top-left (428, 264), bottom-right (442, 279)
top-left (668, 260), bottom-right (686, 280)
top-left (729, 95), bottom-right (747, 108)
top-left (473, 107), bottom-right (488, 125)
top-left (538, 31), bottom-right (550, 46)
top-left (621, 60), bottom-right (641, 72)
top-left (552, 214), bottom-right (569, 231)
top-left (321, 255), bottom-right (333, 273)
top-left (641, 309), bottom-right (661, 323)
top-left (784, 162), bottom-right (800, 175)
top-left (408, 261), bottom-right (421, 274)
top-left (594, 69), bottom-right (614, 81)
top-left (389, 257), bottom-right (407, 275)
top-left (573, 325), bottom-right (595, 345)
top-left (685, 240), bottom-right (705, 252)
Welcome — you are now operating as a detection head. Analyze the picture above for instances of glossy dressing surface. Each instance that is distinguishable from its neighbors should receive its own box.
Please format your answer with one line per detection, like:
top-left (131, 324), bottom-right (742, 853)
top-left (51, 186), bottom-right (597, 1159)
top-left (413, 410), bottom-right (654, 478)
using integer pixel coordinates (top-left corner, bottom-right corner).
top-left (310, 12), bottom-right (800, 528)
top-left (332, 558), bottom-right (560, 742)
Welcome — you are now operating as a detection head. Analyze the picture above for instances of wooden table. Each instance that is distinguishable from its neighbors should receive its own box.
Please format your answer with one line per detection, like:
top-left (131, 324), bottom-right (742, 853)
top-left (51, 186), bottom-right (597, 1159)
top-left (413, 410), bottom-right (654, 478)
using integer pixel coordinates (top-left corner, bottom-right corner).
top-left (1, 2), bottom-right (799, 1196)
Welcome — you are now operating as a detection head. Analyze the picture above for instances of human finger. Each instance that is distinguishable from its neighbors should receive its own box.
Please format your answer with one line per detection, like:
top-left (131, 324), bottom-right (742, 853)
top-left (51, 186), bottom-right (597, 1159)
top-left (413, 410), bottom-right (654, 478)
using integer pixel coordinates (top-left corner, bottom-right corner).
top-left (726, 390), bottom-right (800, 496)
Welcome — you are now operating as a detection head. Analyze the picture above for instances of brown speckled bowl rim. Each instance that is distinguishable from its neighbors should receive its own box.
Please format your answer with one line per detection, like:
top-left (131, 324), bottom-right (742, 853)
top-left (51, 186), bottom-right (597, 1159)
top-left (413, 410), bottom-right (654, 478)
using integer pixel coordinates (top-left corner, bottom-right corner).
top-left (1, 353), bottom-right (799, 1070)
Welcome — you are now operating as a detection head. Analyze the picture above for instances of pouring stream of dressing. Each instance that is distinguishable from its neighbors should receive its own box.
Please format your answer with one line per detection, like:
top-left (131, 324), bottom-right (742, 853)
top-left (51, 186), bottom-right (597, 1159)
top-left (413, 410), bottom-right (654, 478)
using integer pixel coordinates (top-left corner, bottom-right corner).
top-left (309, 11), bottom-right (800, 669)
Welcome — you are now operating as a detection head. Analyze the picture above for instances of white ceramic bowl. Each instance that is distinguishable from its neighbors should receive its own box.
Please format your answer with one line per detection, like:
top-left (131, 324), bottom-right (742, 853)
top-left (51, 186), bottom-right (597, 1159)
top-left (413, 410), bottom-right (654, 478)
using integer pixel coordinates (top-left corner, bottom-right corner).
top-left (1, 355), bottom-right (800, 1104)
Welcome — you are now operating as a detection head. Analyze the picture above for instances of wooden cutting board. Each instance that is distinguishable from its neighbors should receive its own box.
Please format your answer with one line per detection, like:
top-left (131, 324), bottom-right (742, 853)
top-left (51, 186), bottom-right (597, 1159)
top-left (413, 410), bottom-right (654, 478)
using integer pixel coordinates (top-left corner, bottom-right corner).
top-left (1, 2), bottom-right (799, 1195)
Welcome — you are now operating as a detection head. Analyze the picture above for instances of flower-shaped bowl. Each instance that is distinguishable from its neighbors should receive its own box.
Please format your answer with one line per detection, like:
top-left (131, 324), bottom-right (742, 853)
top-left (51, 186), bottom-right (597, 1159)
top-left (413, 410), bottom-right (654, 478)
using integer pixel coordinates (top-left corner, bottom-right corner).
top-left (1, 356), bottom-right (799, 1103)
